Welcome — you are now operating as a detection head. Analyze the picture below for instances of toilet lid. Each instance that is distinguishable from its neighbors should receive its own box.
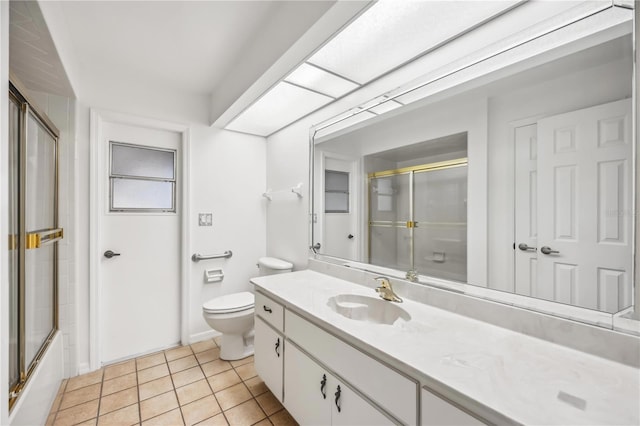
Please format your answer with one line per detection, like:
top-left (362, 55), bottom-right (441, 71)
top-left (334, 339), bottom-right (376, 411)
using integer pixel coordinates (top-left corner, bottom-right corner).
top-left (203, 292), bottom-right (254, 314)
top-left (258, 257), bottom-right (293, 270)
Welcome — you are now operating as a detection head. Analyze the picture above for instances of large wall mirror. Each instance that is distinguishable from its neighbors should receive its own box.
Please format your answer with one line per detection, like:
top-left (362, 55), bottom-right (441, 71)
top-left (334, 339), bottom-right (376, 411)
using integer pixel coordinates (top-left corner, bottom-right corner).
top-left (310, 2), bottom-right (637, 331)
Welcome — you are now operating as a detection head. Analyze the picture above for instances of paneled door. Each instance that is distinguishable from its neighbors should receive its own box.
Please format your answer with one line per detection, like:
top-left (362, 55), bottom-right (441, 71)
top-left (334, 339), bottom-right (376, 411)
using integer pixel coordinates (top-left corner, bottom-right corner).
top-left (536, 99), bottom-right (632, 311)
top-left (98, 118), bottom-right (182, 363)
top-left (514, 124), bottom-right (538, 297)
top-left (323, 156), bottom-right (358, 260)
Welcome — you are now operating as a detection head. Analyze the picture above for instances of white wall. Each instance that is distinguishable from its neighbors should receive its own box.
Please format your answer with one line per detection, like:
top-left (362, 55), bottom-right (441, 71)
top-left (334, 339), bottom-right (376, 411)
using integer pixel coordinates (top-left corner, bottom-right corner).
top-left (1, 1), bottom-right (10, 424)
top-left (188, 126), bottom-right (266, 341)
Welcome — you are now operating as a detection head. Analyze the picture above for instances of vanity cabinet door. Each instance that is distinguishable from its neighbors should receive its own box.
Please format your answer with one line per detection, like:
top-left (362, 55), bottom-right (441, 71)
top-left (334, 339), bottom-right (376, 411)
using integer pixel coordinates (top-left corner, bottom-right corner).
top-left (284, 343), bottom-right (332, 425)
top-left (254, 316), bottom-right (284, 402)
top-left (421, 388), bottom-right (484, 426)
top-left (331, 378), bottom-right (393, 426)
top-left (285, 343), bottom-right (392, 426)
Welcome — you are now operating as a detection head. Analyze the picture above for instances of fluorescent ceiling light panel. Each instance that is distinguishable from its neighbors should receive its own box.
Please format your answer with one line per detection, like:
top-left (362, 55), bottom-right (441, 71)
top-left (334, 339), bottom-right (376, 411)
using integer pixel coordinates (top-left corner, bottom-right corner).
top-left (285, 63), bottom-right (360, 98)
top-left (226, 81), bottom-right (333, 136)
top-left (307, 0), bottom-right (519, 84)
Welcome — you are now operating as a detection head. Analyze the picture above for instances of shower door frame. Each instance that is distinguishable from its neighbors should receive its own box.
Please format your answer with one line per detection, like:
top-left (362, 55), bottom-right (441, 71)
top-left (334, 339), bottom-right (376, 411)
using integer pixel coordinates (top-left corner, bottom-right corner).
top-left (367, 157), bottom-right (468, 278)
top-left (8, 80), bottom-right (61, 410)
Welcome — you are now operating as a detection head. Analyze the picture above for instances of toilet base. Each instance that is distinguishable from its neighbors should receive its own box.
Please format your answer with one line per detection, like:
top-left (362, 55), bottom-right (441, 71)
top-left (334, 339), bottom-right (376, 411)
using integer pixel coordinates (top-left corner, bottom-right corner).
top-left (219, 330), bottom-right (254, 361)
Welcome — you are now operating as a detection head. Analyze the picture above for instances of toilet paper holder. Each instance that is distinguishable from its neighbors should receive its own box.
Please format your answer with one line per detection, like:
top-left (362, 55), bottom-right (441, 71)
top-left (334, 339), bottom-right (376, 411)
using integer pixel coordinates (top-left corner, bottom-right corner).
top-left (204, 268), bottom-right (224, 283)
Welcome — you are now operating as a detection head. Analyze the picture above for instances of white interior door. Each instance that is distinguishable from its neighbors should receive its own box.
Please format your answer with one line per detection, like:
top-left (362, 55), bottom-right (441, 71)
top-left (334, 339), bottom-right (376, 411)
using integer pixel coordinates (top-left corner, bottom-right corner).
top-left (323, 156), bottom-right (358, 260)
top-left (514, 124), bottom-right (538, 297)
top-left (99, 120), bottom-right (182, 363)
top-left (537, 98), bottom-right (632, 312)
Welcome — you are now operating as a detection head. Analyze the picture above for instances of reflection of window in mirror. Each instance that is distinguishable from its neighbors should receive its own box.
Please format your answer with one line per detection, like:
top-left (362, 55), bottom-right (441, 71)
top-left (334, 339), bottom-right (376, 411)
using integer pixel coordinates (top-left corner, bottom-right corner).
top-left (324, 170), bottom-right (349, 213)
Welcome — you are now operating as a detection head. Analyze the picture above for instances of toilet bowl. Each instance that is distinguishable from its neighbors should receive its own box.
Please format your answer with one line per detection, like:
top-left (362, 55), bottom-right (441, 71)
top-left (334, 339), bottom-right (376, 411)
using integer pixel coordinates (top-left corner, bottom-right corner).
top-left (202, 257), bottom-right (293, 360)
top-left (202, 292), bottom-right (255, 360)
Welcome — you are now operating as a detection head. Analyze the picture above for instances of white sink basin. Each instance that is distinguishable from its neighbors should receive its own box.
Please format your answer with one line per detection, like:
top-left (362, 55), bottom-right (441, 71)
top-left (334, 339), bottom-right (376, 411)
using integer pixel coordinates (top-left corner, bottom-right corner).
top-left (327, 294), bottom-right (411, 325)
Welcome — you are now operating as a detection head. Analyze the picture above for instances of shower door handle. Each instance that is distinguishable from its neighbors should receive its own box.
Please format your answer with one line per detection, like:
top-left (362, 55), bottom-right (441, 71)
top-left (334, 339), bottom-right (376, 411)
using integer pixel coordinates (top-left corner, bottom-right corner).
top-left (104, 250), bottom-right (121, 259)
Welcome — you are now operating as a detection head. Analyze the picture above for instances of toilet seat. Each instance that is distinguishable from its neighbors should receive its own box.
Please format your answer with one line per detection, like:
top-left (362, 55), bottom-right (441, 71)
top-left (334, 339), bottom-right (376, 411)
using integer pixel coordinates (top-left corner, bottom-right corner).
top-left (203, 291), bottom-right (254, 314)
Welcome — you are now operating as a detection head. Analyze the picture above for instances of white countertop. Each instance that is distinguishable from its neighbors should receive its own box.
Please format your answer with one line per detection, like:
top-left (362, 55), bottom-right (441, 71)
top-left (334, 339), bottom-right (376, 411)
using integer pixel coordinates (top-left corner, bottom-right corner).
top-left (251, 270), bottom-right (640, 425)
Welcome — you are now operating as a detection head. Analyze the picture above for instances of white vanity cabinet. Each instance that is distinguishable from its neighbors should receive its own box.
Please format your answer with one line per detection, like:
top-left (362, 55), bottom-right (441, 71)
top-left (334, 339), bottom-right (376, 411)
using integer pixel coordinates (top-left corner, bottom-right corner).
top-left (254, 292), bottom-right (285, 403)
top-left (285, 343), bottom-right (392, 425)
top-left (285, 310), bottom-right (418, 425)
top-left (254, 290), bottom-right (484, 425)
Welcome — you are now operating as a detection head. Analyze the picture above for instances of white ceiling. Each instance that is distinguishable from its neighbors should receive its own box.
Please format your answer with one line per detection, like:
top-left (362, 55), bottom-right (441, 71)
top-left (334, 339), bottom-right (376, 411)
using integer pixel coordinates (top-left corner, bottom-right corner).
top-left (10, 0), bottom-right (336, 100)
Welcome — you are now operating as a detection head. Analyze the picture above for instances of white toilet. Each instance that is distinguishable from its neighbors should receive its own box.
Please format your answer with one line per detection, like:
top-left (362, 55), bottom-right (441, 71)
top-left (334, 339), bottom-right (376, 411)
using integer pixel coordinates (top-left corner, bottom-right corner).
top-left (202, 257), bottom-right (293, 360)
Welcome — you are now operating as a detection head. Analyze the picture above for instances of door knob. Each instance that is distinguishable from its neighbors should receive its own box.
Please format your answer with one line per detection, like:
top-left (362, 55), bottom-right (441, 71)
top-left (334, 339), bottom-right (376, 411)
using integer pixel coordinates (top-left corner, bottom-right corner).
top-left (347, 234), bottom-right (354, 239)
top-left (518, 243), bottom-right (536, 252)
top-left (104, 250), bottom-right (121, 259)
top-left (540, 246), bottom-right (559, 255)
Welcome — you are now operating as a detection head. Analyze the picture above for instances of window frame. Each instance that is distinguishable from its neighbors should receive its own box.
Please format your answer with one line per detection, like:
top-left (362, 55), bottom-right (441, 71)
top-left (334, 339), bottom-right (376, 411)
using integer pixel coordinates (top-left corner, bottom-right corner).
top-left (108, 141), bottom-right (177, 213)
top-left (324, 169), bottom-right (350, 213)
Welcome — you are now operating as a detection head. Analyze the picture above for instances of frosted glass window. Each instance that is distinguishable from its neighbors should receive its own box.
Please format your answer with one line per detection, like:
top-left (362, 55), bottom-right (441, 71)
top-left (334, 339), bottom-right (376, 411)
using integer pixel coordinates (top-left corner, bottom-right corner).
top-left (325, 170), bottom-right (349, 213)
top-left (112, 179), bottom-right (174, 211)
top-left (110, 142), bottom-right (176, 212)
top-left (111, 143), bottom-right (175, 179)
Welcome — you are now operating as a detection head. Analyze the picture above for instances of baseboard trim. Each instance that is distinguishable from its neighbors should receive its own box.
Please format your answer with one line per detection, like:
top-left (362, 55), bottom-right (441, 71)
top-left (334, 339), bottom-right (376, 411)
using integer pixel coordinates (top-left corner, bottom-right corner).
top-left (78, 362), bottom-right (91, 376)
top-left (189, 329), bottom-right (221, 345)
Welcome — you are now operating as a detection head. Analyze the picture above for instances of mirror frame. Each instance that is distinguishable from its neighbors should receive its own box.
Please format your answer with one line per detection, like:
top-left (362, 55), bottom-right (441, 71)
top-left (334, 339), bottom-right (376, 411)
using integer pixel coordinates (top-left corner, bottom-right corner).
top-left (308, 1), bottom-right (639, 335)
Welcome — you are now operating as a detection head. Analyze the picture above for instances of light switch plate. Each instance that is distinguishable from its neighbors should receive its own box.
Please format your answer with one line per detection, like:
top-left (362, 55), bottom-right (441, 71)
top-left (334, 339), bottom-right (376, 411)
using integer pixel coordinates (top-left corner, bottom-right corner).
top-left (199, 213), bottom-right (212, 226)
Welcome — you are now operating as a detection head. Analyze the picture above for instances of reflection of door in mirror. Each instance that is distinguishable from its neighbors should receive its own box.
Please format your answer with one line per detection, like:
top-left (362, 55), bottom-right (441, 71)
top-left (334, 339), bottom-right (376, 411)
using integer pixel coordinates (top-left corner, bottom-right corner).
top-left (323, 156), bottom-right (358, 260)
top-left (514, 99), bottom-right (632, 313)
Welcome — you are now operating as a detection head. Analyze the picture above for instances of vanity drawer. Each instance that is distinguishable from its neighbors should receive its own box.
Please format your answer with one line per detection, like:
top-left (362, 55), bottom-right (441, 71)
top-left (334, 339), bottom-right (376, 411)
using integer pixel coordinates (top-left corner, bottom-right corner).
top-left (255, 291), bottom-right (284, 332)
top-left (286, 310), bottom-right (417, 425)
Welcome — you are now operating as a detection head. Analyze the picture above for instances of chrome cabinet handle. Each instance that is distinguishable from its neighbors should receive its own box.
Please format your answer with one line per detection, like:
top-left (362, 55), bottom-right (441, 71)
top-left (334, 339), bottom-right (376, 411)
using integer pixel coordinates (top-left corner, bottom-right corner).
top-left (104, 250), bottom-right (121, 259)
top-left (334, 385), bottom-right (341, 413)
top-left (320, 374), bottom-right (327, 399)
top-left (540, 246), bottom-right (559, 255)
top-left (518, 243), bottom-right (536, 252)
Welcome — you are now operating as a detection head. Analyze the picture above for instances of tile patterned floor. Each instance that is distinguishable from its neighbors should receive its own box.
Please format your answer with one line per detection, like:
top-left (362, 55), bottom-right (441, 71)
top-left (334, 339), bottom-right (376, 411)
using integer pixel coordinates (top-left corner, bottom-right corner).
top-left (46, 338), bottom-right (298, 426)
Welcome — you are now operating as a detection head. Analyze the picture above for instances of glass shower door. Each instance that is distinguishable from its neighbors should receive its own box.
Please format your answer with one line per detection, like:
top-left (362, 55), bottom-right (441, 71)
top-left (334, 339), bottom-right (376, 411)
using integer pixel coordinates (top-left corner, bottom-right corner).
top-left (8, 83), bottom-right (61, 409)
top-left (24, 111), bottom-right (58, 370)
top-left (368, 173), bottom-right (412, 271)
top-left (413, 165), bottom-right (468, 282)
top-left (8, 95), bottom-right (20, 393)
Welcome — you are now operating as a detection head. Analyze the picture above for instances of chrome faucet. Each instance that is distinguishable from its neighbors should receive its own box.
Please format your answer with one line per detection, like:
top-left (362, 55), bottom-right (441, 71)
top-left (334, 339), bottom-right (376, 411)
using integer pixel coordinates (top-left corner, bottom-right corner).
top-left (374, 277), bottom-right (403, 303)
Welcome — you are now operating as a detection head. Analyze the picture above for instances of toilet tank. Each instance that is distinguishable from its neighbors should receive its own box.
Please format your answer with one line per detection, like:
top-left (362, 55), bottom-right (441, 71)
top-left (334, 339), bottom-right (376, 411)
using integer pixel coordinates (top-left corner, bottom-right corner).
top-left (258, 257), bottom-right (293, 276)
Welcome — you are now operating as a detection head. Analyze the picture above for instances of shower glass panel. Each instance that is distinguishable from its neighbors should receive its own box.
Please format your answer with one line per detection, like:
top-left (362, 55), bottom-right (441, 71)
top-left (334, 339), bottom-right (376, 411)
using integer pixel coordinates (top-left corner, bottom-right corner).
top-left (24, 112), bottom-right (57, 370)
top-left (8, 82), bottom-right (60, 410)
top-left (368, 159), bottom-right (467, 280)
top-left (8, 97), bottom-right (20, 392)
top-left (413, 165), bottom-right (468, 282)
top-left (369, 173), bottom-right (412, 271)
